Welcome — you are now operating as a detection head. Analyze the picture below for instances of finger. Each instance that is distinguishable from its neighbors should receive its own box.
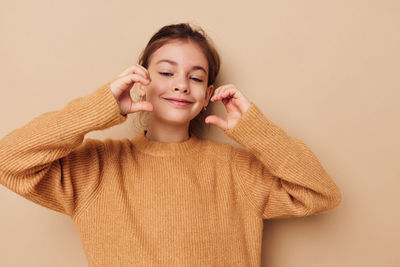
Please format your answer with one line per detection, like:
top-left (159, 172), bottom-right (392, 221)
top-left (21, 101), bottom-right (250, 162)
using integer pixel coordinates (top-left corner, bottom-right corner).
top-left (134, 64), bottom-right (151, 81)
top-left (221, 88), bottom-right (232, 99)
top-left (205, 115), bottom-right (228, 130)
top-left (130, 101), bottom-right (154, 113)
top-left (211, 87), bottom-right (237, 102)
top-left (112, 73), bottom-right (151, 98)
top-left (127, 72), bottom-right (150, 84)
top-left (212, 84), bottom-right (228, 96)
top-left (119, 73), bottom-right (150, 88)
top-left (117, 64), bottom-right (150, 80)
top-left (222, 88), bottom-right (239, 99)
top-left (136, 64), bottom-right (151, 78)
top-left (118, 64), bottom-right (148, 79)
top-left (214, 84), bottom-right (235, 94)
top-left (211, 85), bottom-right (236, 101)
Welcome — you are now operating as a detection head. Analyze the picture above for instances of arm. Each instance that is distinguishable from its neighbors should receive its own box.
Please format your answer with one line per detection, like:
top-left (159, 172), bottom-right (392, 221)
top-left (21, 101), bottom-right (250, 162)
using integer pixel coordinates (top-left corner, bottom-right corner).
top-left (0, 82), bottom-right (126, 217)
top-left (225, 102), bottom-right (342, 219)
top-left (206, 84), bottom-right (341, 220)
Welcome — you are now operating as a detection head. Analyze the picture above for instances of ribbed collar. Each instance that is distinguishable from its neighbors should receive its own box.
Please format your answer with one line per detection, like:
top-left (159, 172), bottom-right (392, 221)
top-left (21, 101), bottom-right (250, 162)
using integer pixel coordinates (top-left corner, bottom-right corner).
top-left (131, 130), bottom-right (202, 156)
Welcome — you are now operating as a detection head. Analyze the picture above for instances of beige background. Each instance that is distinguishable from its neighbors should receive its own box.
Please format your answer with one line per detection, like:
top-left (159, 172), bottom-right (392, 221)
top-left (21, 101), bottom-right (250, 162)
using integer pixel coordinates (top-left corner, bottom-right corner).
top-left (1, 0), bottom-right (399, 266)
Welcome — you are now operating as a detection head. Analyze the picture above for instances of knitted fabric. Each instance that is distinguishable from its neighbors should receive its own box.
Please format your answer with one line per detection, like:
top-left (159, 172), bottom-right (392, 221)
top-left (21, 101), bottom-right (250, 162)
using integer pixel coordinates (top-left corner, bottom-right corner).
top-left (0, 82), bottom-right (342, 266)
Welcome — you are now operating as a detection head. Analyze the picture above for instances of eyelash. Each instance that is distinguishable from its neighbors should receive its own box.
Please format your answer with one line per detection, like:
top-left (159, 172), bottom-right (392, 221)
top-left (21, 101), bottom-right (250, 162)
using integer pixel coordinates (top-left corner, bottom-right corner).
top-left (159, 72), bottom-right (203, 83)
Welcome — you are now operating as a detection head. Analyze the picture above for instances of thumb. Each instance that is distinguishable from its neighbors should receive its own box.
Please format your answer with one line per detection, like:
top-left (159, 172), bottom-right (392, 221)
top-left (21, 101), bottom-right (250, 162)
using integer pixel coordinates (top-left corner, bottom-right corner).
top-left (205, 115), bottom-right (228, 130)
top-left (129, 101), bottom-right (154, 114)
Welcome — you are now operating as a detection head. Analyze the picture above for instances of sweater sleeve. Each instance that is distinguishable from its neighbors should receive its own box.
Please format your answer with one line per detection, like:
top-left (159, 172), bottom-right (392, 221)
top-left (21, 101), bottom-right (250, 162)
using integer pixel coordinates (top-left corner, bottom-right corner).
top-left (0, 82), bottom-right (127, 217)
top-left (224, 102), bottom-right (342, 219)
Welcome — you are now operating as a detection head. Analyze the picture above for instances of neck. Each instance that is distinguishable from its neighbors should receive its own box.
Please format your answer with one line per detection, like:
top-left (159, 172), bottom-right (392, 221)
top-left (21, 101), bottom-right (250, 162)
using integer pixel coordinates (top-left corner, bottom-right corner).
top-left (145, 117), bottom-right (191, 143)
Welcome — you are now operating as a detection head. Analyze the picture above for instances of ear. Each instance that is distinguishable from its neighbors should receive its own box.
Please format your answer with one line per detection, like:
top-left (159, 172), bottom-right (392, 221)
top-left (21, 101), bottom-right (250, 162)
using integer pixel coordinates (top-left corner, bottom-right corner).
top-left (136, 83), bottom-right (146, 98)
top-left (204, 84), bottom-right (214, 106)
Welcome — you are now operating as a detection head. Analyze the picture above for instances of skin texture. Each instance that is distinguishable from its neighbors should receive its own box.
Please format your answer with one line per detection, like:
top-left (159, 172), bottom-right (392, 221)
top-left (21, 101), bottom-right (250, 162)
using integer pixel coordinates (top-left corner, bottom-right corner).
top-left (110, 40), bottom-right (251, 142)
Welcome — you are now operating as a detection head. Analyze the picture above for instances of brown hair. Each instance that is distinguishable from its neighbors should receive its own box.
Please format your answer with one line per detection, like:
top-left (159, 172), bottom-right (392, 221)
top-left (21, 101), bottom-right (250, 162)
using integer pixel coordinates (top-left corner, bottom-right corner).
top-left (135, 22), bottom-right (221, 137)
top-left (138, 23), bottom-right (220, 86)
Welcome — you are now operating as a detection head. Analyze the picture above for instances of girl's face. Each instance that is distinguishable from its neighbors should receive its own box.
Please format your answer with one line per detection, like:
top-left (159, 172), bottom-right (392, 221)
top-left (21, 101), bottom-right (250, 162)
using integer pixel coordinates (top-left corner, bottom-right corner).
top-left (140, 40), bottom-right (214, 127)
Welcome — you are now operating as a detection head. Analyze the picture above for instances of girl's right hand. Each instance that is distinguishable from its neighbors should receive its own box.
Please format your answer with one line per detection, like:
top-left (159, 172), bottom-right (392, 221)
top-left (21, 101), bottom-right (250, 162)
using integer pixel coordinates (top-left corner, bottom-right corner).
top-left (110, 64), bottom-right (153, 115)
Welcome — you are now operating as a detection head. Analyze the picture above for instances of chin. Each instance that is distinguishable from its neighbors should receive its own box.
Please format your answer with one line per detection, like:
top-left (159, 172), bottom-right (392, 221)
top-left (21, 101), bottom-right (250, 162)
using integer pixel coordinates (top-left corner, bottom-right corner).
top-left (151, 100), bottom-right (202, 124)
top-left (155, 111), bottom-right (194, 125)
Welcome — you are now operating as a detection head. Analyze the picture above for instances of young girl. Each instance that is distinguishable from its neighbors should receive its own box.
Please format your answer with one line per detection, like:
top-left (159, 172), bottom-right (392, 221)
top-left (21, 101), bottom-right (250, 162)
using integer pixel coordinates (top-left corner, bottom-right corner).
top-left (0, 23), bottom-right (342, 266)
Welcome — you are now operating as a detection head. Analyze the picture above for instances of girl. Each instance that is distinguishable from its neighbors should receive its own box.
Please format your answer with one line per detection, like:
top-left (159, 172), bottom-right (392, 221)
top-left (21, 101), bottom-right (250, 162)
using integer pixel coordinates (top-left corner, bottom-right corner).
top-left (0, 23), bottom-right (342, 266)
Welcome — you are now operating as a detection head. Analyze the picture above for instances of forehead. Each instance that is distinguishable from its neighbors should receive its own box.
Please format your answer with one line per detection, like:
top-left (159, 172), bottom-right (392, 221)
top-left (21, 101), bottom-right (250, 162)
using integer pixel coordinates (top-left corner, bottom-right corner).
top-left (149, 40), bottom-right (208, 71)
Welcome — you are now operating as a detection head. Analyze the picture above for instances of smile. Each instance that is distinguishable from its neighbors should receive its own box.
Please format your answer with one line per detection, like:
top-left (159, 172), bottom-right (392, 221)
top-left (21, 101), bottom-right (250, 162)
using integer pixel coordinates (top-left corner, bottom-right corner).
top-left (163, 98), bottom-right (193, 107)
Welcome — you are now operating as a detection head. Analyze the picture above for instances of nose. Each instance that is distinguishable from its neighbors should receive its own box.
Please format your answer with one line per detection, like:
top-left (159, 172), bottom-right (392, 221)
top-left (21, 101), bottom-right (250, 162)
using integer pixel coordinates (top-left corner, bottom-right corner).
top-left (173, 75), bottom-right (190, 94)
top-left (174, 87), bottom-right (189, 93)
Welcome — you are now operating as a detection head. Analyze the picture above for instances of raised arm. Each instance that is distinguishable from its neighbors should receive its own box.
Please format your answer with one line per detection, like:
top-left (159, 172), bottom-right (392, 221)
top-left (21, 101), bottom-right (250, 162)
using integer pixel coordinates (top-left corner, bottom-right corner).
top-left (0, 82), bottom-right (126, 216)
top-left (205, 84), bottom-right (341, 219)
top-left (225, 103), bottom-right (342, 219)
top-left (0, 64), bottom-right (153, 217)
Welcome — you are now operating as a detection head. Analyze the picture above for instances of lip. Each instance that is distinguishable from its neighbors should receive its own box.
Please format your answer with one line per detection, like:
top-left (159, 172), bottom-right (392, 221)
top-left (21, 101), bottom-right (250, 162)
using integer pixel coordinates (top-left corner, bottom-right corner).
top-left (163, 97), bottom-right (194, 107)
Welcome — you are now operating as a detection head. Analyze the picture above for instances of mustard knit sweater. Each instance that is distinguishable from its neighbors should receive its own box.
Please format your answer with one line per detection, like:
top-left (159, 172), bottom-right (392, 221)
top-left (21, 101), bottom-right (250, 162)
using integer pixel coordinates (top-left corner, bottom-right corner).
top-left (0, 82), bottom-right (342, 266)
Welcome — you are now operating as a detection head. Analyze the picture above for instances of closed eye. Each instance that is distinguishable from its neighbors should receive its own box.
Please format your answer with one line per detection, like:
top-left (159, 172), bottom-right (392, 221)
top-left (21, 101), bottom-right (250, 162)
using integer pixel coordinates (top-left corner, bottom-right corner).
top-left (191, 77), bottom-right (203, 82)
top-left (160, 72), bottom-right (172, 76)
top-left (160, 72), bottom-right (203, 83)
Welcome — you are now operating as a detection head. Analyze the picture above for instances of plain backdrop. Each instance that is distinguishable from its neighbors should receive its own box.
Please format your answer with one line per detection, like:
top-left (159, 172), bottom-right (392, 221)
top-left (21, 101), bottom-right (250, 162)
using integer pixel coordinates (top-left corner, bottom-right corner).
top-left (1, 0), bottom-right (399, 266)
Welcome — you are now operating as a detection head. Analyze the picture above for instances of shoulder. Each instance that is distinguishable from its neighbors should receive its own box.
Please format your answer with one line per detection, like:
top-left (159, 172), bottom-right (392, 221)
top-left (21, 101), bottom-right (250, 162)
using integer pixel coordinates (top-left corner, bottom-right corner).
top-left (78, 137), bottom-right (134, 158)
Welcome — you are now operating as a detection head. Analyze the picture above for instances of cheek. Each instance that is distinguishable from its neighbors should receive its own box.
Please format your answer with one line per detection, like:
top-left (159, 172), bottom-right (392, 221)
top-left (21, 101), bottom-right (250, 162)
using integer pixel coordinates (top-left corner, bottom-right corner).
top-left (145, 84), bottom-right (170, 104)
top-left (194, 89), bottom-right (207, 101)
top-left (147, 82), bottom-right (166, 95)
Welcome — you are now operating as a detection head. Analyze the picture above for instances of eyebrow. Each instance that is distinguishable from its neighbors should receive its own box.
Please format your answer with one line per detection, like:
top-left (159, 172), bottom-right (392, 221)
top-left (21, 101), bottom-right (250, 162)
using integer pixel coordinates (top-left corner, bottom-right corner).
top-left (156, 59), bottom-right (208, 74)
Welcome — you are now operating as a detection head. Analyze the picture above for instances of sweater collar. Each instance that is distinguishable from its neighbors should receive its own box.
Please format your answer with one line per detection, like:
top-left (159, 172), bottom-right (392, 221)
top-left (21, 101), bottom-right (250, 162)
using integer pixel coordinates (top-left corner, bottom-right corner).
top-left (131, 130), bottom-right (201, 156)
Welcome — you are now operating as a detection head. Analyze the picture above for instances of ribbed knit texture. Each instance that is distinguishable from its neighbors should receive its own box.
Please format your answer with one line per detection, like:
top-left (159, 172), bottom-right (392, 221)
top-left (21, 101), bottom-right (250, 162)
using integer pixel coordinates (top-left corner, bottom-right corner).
top-left (0, 82), bottom-right (342, 266)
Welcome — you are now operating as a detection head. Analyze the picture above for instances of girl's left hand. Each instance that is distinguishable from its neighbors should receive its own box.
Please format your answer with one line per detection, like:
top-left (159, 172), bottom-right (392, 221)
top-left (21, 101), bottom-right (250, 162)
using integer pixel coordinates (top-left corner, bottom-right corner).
top-left (205, 84), bottom-right (251, 130)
